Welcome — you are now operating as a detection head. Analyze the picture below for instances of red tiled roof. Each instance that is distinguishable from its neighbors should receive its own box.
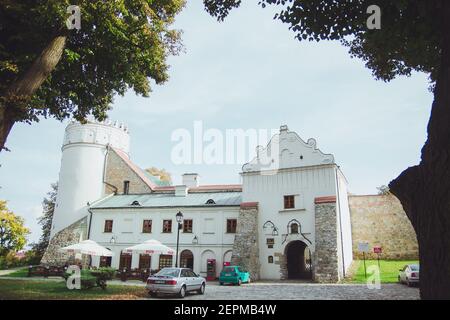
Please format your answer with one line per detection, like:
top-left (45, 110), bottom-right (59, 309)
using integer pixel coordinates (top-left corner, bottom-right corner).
top-left (110, 147), bottom-right (242, 193)
top-left (189, 185), bottom-right (242, 192)
top-left (314, 196), bottom-right (336, 204)
top-left (240, 202), bottom-right (258, 208)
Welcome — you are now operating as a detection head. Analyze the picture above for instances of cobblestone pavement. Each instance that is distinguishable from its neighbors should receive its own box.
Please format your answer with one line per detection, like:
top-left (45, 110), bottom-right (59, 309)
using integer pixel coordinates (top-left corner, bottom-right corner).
top-left (148, 281), bottom-right (420, 300)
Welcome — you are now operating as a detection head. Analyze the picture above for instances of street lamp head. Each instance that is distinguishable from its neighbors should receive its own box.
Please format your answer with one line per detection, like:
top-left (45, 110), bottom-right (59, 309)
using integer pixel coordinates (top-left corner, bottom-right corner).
top-left (192, 235), bottom-right (198, 245)
top-left (176, 211), bottom-right (183, 223)
top-left (110, 236), bottom-right (116, 244)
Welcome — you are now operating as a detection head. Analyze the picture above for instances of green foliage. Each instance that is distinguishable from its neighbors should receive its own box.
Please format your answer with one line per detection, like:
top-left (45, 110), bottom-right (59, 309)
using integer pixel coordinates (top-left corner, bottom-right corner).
top-left (0, 201), bottom-right (30, 257)
top-left (91, 267), bottom-right (116, 281)
top-left (30, 183), bottom-right (58, 261)
top-left (206, 0), bottom-right (442, 87)
top-left (0, 0), bottom-right (186, 124)
top-left (63, 268), bottom-right (115, 290)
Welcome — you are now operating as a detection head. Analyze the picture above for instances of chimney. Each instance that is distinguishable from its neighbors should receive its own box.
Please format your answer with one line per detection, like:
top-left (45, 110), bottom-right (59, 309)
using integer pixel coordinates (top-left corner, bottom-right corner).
top-left (175, 185), bottom-right (188, 197)
top-left (182, 173), bottom-right (199, 188)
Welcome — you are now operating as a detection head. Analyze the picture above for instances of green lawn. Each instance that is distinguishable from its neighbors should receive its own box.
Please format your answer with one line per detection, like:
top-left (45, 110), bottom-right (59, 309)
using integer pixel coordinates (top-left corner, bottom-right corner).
top-left (351, 260), bottom-right (419, 283)
top-left (0, 279), bottom-right (147, 300)
top-left (1, 268), bottom-right (29, 278)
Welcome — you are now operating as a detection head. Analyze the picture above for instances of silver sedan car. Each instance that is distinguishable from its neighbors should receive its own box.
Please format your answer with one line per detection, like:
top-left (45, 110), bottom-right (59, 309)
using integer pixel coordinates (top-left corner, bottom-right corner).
top-left (398, 264), bottom-right (420, 287)
top-left (146, 267), bottom-right (206, 298)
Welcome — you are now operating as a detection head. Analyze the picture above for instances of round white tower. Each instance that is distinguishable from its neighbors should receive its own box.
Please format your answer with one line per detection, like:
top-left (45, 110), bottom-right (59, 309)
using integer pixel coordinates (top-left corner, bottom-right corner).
top-left (50, 119), bottom-right (130, 238)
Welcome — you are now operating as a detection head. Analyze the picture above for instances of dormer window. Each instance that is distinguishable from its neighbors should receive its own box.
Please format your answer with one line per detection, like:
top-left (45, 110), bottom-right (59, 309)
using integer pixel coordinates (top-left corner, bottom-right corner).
top-left (131, 200), bottom-right (141, 206)
top-left (206, 199), bottom-right (215, 205)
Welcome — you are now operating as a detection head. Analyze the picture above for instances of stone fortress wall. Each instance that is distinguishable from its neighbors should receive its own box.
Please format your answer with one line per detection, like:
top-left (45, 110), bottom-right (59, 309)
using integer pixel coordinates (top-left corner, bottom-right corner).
top-left (349, 194), bottom-right (419, 260)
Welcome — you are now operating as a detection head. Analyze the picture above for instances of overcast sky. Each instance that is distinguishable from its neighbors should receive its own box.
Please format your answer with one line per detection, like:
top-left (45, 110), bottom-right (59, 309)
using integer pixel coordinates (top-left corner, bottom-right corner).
top-left (0, 1), bottom-right (433, 244)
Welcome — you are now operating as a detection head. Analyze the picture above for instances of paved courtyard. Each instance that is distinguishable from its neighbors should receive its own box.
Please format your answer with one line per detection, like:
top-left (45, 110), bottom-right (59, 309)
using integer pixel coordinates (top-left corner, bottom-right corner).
top-left (148, 281), bottom-right (420, 300)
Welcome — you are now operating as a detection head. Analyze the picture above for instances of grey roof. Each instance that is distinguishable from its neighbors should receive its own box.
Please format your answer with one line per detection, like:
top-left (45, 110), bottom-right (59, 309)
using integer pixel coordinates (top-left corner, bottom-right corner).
top-left (91, 192), bottom-right (242, 209)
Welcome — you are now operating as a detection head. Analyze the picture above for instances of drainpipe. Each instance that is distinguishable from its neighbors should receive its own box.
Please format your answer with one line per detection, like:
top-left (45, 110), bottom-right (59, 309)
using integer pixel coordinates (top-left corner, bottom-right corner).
top-left (87, 207), bottom-right (93, 240)
top-left (335, 167), bottom-right (346, 278)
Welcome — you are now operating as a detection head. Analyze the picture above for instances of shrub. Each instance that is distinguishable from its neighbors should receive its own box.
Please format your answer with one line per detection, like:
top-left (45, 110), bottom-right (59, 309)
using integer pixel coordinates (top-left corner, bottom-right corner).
top-left (63, 268), bottom-right (115, 290)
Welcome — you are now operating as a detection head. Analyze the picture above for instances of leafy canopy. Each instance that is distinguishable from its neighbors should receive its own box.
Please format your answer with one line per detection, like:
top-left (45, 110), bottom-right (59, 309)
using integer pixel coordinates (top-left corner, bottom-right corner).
top-left (0, 200), bottom-right (30, 256)
top-left (31, 183), bottom-right (57, 258)
top-left (205, 0), bottom-right (443, 86)
top-left (0, 0), bottom-right (185, 123)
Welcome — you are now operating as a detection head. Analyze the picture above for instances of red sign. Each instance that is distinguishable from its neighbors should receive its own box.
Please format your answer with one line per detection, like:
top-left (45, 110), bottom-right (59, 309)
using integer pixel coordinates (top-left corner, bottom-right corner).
top-left (373, 246), bottom-right (382, 254)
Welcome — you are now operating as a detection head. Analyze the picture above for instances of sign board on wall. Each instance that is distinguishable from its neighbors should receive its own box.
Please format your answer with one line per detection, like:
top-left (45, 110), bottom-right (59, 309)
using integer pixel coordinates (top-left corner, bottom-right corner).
top-left (358, 242), bottom-right (370, 253)
top-left (373, 246), bottom-right (382, 254)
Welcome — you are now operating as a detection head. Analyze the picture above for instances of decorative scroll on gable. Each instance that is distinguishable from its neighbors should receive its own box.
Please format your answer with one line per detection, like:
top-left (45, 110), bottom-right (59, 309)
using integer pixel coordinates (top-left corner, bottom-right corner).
top-left (242, 125), bottom-right (335, 172)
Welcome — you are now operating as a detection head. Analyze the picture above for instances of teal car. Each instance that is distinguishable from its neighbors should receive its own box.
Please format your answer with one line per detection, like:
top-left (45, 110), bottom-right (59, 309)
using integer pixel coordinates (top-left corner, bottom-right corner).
top-left (219, 266), bottom-right (251, 286)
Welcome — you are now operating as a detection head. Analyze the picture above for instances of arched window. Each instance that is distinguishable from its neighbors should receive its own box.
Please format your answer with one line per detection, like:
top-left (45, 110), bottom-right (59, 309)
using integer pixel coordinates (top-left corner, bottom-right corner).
top-left (131, 200), bottom-right (141, 206)
top-left (205, 199), bottom-right (215, 205)
top-left (290, 223), bottom-right (299, 234)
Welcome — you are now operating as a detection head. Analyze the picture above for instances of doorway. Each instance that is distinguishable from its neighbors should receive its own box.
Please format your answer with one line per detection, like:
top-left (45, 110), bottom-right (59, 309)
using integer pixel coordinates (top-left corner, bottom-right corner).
top-left (180, 250), bottom-right (194, 269)
top-left (285, 240), bottom-right (312, 279)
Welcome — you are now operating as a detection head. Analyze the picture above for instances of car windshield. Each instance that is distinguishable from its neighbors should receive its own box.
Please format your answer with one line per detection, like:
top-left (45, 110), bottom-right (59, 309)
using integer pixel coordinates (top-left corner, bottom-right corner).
top-left (410, 265), bottom-right (420, 271)
top-left (223, 267), bottom-right (235, 273)
top-left (156, 268), bottom-right (180, 277)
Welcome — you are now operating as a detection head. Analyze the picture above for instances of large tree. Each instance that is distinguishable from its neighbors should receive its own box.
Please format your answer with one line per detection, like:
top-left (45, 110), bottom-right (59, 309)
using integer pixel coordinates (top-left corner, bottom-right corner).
top-left (0, 0), bottom-right (185, 151)
top-left (31, 183), bottom-right (57, 260)
top-left (0, 200), bottom-right (30, 256)
top-left (204, 0), bottom-right (449, 299)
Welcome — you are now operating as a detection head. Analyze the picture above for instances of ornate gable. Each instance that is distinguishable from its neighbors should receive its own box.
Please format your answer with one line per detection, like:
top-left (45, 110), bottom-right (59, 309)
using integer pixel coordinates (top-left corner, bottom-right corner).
top-left (242, 125), bottom-right (335, 172)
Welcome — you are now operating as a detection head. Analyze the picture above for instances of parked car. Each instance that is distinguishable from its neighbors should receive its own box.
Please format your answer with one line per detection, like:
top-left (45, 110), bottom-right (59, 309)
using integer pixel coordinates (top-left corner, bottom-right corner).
top-left (219, 266), bottom-right (251, 286)
top-left (398, 264), bottom-right (420, 287)
top-left (146, 267), bottom-right (206, 298)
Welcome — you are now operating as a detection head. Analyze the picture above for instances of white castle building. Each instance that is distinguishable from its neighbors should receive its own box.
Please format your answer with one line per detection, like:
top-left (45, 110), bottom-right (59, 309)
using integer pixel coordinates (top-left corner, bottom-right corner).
top-left (43, 120), bottom-right (353, 282)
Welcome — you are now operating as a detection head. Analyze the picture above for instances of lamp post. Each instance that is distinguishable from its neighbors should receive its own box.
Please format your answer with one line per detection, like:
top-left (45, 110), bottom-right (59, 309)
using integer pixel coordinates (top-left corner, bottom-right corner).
top-left (175, 211), bottom-right (183, 267)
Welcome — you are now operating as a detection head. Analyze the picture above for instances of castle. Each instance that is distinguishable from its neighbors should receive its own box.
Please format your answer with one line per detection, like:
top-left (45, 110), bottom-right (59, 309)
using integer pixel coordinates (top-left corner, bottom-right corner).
top-left (42, 120), bottom-right (418, 282)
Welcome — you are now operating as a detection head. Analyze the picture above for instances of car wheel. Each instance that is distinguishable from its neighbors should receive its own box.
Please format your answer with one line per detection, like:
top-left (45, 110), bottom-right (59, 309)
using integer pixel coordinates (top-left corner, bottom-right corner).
top-left (198, 283), bottom-right (205, 295)
top-left (179, 285), bottom-right (186, 298)
top-left (219, 282), bottom-right (224, 286)
top-left (149, 291), bottom-right (157, 298)
top-left (237, 279), bottom-right (242, 286)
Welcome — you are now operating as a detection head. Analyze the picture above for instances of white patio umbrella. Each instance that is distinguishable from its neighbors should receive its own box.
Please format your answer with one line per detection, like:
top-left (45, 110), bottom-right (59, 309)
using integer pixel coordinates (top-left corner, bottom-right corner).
top-left (59, 240), bottom-right (114, 257)
top-left (124, 239), bottom-right (175, 255)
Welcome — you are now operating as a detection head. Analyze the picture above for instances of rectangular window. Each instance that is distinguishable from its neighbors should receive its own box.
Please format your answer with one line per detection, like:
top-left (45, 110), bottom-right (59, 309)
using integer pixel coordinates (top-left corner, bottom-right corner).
top-left (142, 220), bottom-right (152, 233)
top-left (159, 255), bottom-right (173, 269)
top-left (123, 180), bottom-right (130, 195)
top-left (139, 254), bottom-right (151, 270)
top-left (226, 219), bottom-right (237, 233)
top-left (104, 220), bottom-right (113, 233)
top-left (284, 195), bottom-right (295, 209)
top-left (183, 219), bottom-right (193, 233)
top-left (162, 220), bottom-right (172, 233)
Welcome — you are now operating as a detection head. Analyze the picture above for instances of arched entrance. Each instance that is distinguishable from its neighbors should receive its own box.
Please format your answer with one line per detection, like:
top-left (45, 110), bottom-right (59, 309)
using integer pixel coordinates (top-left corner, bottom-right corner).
top-left (180, 250), bottom-right (194, 269)
top-left (285, 240), bottom-right (312, 279)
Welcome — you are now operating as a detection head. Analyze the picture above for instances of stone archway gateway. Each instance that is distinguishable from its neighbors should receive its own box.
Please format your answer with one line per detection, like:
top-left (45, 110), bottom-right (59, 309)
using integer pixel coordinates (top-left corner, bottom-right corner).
top-left (285, 240), bottom-right (312, 279)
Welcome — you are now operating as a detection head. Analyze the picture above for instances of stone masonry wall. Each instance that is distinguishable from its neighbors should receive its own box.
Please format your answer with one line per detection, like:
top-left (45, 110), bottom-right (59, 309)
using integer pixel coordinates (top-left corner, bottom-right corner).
top-left (314, 202), bottom-right (340, 283)
top-left (231, 203), bottom-right (260, 280)
top-left (104, 148), bottom-right (153, 195)
top-left (349, 194), bottom-right (418, 260)
top-left (41, 217), bottom-right (88, 266)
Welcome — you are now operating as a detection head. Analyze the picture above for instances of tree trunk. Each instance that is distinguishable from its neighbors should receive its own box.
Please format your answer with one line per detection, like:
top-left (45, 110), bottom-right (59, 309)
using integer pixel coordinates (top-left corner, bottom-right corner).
top-left (0, 35), bottom-right (67, 151)
top-left (389, 1), bottom-right (450, 300)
